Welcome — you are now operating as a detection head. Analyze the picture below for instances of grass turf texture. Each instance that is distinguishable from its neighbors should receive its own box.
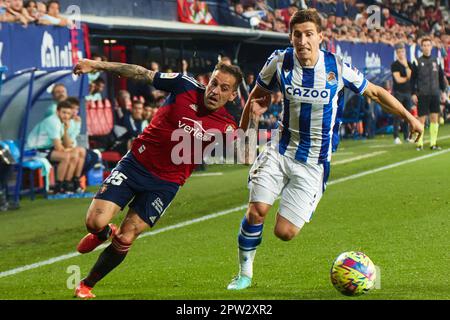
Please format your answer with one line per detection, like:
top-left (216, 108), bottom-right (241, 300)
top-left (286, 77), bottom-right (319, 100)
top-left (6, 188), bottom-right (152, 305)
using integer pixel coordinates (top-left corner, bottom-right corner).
top-left (0, 126), bottom-right (449, 299)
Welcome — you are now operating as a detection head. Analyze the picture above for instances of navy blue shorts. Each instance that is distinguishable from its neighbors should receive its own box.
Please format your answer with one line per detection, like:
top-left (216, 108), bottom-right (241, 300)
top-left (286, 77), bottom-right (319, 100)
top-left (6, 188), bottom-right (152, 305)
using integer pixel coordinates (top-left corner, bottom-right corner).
top-left (95, 152), bottom-right (180, 227)
top-left (37, 147), bottom-right (55, 161)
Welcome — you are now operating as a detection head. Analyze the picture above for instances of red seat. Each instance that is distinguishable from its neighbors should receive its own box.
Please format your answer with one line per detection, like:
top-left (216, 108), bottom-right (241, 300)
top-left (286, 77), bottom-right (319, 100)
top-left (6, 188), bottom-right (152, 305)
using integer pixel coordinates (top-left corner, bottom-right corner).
top-left (86, 100), bottom-right (96, 136)
top-left (101, 151), bottom-right (122, 163)
top-left (104, 99), bottom-right (114, 130)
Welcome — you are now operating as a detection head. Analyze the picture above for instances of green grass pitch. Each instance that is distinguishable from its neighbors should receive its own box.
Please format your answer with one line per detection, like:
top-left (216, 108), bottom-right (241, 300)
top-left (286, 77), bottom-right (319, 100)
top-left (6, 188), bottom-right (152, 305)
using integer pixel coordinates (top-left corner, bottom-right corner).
top-left (0, 126), bottom-right (449, 299)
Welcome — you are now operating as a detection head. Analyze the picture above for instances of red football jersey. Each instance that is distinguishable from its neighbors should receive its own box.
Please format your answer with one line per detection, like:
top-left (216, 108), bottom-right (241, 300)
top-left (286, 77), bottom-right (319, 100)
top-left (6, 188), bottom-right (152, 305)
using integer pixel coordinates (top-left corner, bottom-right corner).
top-left (131, 73), bottom-right (238, 185)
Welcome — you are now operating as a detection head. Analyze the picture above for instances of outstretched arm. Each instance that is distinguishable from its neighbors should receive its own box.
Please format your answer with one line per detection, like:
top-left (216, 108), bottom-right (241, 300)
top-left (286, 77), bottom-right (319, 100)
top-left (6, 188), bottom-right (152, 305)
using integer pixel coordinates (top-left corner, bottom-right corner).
top-left (363, 82), bottom-right (423, 142)
top-left (73, 59), bottom-right (156, 83)
top-left (236, 85), bottom-right (271, 164)
top-left (239, 85), bottom-right (271, 131)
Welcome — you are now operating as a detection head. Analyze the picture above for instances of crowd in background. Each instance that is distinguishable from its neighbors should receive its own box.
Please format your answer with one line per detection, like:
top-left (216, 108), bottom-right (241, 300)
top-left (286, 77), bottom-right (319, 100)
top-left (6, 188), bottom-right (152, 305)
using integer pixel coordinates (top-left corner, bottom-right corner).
top-left (0, 0), bottom-right (72, 26)
top-left (229, 0), bottom-right (449, 50)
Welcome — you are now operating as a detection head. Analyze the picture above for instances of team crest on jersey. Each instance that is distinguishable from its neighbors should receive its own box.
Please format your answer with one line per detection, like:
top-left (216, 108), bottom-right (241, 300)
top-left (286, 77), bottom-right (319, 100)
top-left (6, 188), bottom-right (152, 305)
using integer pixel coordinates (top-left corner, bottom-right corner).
top-left (326, 71), bottom-right (337, 85)
top-left (160, 73), bottom-right (179, 79)
top-left (189, 104), bottom-right (199, 112)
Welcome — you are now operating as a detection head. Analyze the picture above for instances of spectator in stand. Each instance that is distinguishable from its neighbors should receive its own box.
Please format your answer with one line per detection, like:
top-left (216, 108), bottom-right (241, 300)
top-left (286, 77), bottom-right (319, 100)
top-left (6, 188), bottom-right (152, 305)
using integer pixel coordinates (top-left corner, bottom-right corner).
top-left (114, 90), bottom-right (132, 126)
top-left (150, 61), bottom-right (160, 73)
top-left (274, 8), bottom-right (288, 29)
top-left (181, 59), bottom-right (194, 78)
top-left (244, 72), bottom-right (255, 93)
top-left (234, 2), bottom-right (244, 16)
top-left (27, 100), bottom-right (83, 194)
top-left (34, 1), bottom-right (53, 25)
top-left (381, 8), bottom-right (396, 29)
top-left (273, 17), bottom-right (287, 33)
top-left (269, 91), bottom-right (283, 119)
top-left (24, 0), bottom-right (38, 19)
top-left (254, 0), bottom-right (269, 11)
top-left (5, 0), bottom-right (34, 25)
top-left (142, 103), bottom-right (157, 128)
top-left (86, 77), bottom-right (105, 102)
top-left (326, 14), bottom-right (335, 30)
top-left (0, 0), bottom-right (6, 22)
top-left (266, 113), bottom-right (279, 130)
top-left (87, 53), bottom-right (103, 83)
top-left (112, 100), bottom-right (145, 155)
top-left (46, 0), bottom-right (72, 27)
top-left (45, 83), bottom-right (68, 117)
top-left (66, 96), bottom-right (100, 179)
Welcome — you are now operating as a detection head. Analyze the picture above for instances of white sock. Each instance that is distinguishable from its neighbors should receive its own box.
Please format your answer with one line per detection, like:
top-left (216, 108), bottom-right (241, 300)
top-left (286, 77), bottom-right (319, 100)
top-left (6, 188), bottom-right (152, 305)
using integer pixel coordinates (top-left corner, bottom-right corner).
top-left (239, 249), bottom-right (256, 278)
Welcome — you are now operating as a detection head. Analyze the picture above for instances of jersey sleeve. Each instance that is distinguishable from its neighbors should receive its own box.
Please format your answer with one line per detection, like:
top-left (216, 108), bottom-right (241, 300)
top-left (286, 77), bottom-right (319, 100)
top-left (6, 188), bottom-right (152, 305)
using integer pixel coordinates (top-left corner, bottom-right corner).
top-left (342, 63), bottom-right (368, 95)
top-left (152, 72), bottom-right (184, 93)
top-left (153, 72), bottom-right (204, 95)
top-left (256, 50), bottom-right (281, 92)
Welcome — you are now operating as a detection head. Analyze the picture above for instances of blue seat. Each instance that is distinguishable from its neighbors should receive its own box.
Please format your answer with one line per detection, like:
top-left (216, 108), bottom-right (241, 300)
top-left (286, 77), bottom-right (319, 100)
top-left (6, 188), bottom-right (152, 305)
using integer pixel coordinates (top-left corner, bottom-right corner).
top-left (0, 140), bottom-right (47, 200)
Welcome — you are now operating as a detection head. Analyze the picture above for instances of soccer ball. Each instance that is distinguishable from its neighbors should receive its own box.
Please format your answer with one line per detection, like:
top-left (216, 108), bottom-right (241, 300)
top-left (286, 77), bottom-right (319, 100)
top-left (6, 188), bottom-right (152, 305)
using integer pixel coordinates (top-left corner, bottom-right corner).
top-left (330, 251), bottom-right (376, 296)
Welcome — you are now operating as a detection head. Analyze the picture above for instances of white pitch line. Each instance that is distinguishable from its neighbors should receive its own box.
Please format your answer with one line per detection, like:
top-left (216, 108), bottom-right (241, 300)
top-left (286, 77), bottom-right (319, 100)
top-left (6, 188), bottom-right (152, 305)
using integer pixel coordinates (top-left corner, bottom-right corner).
top-left (369, 134), bottom-right (450, 149)
top-left (332, 151), bottom-right (386, 165)
top-left (332, 152), bottom-right (355, 156)
top-left (1, 148), bottom-right (450, 279)
top-left (191, 172), bottom-right (224, 177)
top-left (329, 149), bottom-right (450, 185)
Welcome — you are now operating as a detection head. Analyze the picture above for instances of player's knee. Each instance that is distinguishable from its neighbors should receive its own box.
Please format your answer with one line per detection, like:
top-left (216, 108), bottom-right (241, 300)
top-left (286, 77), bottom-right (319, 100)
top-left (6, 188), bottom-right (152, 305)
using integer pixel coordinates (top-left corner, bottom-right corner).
top-left (274, 226), bottom-right (299, 241)
top-left (247, 203), bottom-right (270, 224)
top-left (85, 217), bottom-right (106, 233)
top-left (115, 229), bottom-right (139, 245)
top-left (85, 210), bottom-right (107, 233)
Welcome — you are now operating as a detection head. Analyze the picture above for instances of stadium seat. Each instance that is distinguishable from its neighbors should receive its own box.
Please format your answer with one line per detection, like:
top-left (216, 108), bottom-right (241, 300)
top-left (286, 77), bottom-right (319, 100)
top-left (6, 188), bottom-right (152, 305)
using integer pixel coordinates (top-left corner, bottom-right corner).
top-left (0, 140), bottom-right (47, 201)
top-left (101, 151), bottom-right (122, 170)
top-left (86, 100), bottom-right (96, 136)
top-left (86, 99), bottom-right (114, 136)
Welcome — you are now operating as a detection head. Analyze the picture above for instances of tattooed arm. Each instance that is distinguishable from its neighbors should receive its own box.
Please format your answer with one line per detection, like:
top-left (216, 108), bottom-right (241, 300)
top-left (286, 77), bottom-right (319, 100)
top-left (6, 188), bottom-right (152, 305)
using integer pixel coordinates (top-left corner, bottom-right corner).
top-left (73, 59), bottom-right (156, 83)
top-left (236, 85), bottom-right (271, 164)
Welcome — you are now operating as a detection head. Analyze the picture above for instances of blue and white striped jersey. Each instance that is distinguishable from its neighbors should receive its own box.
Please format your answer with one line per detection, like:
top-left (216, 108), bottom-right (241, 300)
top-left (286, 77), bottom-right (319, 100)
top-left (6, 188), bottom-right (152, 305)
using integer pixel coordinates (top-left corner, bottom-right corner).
top-left (256, 47), bottom-right (368, 164)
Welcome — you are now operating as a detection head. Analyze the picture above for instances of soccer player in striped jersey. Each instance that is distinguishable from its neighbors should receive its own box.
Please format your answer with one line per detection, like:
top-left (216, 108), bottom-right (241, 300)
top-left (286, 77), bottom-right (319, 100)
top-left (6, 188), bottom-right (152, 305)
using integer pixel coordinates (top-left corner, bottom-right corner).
top-left (227, 8), bottom-right (424, 290)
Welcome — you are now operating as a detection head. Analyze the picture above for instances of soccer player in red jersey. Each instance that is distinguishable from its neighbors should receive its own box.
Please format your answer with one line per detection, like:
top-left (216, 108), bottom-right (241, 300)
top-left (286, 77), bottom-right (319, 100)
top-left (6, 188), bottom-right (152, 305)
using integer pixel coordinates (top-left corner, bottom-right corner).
top-left (72, 59), bottom-right (266, 299)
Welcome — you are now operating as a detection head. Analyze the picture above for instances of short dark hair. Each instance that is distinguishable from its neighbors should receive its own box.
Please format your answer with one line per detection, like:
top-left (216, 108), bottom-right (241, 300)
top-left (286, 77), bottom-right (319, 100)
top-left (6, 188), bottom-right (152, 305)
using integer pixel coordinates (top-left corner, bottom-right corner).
top-left (66, 96), bottom-right (80, 107)
top-left (420, 37), bottom-right (432, 46)
top-left (56, 100), bottom-right (73, 111)
top-left (132, 100), bottom-right (144, 107)
top-left (289, 8), bottom-right (322, 34)
top-left (24, 1), bottom-right (37, 8)
top-left (213, 62), bottom-right (243, 90)
top-left (47, 0), bottom-right (60, 8)
top-left (94, 78), bottom-right (105, 85)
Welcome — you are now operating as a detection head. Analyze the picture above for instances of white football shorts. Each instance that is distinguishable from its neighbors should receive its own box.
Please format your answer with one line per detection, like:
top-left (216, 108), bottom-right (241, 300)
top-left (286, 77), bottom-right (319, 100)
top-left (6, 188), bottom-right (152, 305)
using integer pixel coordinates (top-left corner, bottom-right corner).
top-left (248, 145), bottom-right (327, 228)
